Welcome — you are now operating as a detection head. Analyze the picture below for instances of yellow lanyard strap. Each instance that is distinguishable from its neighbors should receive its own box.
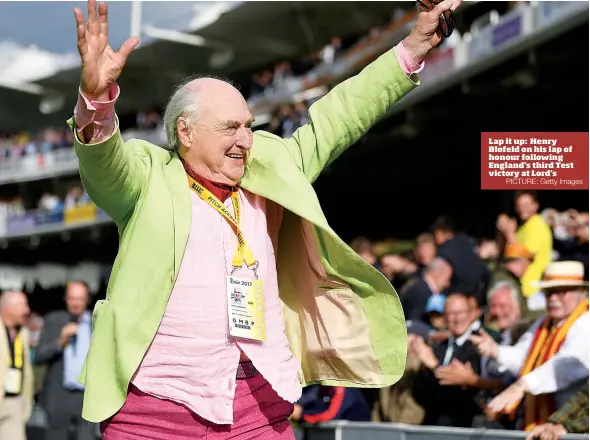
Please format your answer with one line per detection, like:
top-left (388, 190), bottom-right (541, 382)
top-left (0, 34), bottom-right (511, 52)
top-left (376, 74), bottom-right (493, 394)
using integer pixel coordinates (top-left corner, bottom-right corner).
top-left (8, 331), bottom-right (23, 369)
top-left (187, 175), bottom-right (257, 268)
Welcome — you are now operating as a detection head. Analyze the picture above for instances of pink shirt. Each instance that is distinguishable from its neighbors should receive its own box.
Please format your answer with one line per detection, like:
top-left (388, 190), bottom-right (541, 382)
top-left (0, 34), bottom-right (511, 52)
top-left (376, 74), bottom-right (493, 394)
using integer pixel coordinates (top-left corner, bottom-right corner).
top-left (74, 42), bottom-right (423, 425)
top-left (131, 188), bottom-right (300, 424)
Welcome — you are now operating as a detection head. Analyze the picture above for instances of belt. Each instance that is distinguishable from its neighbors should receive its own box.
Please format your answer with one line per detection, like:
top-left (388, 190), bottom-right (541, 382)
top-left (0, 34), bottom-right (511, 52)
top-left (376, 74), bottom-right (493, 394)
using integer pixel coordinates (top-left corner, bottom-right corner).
top-left (236, 362), bottom-right (259, 380)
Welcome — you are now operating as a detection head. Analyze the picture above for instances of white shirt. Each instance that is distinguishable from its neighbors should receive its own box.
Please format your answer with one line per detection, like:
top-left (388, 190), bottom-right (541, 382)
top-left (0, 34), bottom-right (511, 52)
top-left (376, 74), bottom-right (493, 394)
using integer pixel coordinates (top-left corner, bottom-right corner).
top-left (442, 323), bottom-right (475, 366)
top-left (497, 311), bottom-right (589, 406)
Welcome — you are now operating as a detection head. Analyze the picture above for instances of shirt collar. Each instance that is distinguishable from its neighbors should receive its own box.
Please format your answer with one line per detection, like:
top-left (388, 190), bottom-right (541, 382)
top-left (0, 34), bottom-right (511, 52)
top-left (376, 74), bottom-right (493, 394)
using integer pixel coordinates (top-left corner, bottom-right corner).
top-left (80, 311), bottom-right (91, 324)
top-left (501, 329), bottom-right (512, 345)
top-left (423, 274), bottom-right (438, 295)
top-left (179, 156), bottom-right (234, 202)
top-left (450, 320), bottom-right (478, 347)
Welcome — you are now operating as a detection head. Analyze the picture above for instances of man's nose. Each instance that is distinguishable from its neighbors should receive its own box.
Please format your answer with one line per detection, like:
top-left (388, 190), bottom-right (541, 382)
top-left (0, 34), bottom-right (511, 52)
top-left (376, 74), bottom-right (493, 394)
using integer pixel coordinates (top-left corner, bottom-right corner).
top-left (236, 128), bottom-right (253, 149)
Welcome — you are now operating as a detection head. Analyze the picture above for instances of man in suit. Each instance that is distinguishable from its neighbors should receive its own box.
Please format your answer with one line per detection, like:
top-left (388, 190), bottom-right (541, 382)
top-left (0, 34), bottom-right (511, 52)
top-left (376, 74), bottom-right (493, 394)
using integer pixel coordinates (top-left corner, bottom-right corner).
top-left (411, 294), bottom-right (484, 427)
top-left (431, 216), bottom-right (490, 305)
top-left (400, 257), bottom-right (452, 321)
top-left (0, 290), bottom-right (34, 440)
top-left (71, 0), bottom-right (462, 438)
top-left (35, 281), bottom-right (94, 440)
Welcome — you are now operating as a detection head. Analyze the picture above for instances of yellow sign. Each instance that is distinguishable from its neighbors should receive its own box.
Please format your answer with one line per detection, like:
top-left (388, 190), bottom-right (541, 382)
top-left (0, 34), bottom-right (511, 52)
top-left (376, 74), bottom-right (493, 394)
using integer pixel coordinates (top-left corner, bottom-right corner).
top-left (64, 203), bottom-right (97, 224)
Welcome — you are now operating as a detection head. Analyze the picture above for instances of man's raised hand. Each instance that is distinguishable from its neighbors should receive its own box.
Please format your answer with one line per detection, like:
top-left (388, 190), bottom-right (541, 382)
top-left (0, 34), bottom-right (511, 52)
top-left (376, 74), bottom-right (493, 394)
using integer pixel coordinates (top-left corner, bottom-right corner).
top-left (469, 329), bottom-right (499, 359)
top-left (74, 0), bottom-right (139, 101)
top-left (403, 0), bottom-right (462, 63)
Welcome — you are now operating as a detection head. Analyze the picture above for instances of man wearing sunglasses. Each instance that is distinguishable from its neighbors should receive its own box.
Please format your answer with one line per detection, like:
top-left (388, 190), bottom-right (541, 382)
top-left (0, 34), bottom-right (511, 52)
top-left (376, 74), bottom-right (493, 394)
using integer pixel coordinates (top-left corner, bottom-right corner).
top-left (470, 261), bottom-right (589, 432)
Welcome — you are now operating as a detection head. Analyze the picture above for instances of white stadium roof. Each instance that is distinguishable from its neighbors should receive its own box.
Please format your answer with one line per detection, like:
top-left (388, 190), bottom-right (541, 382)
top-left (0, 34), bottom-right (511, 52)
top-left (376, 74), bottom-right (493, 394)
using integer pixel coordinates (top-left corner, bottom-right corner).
top-left (33, 2), bottom-right (411, 112)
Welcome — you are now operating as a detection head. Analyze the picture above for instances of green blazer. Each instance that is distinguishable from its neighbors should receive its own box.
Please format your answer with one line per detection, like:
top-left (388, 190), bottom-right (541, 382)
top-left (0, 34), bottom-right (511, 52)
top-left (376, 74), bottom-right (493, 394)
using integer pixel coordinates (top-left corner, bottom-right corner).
top-left (72, 48), bottom-right (418, 423)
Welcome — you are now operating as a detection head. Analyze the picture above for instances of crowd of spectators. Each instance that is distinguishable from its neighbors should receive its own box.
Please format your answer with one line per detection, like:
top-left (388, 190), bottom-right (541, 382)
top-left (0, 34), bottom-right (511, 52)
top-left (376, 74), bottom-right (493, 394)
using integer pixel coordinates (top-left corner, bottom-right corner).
top-left (0, 183), bottom-right (94, 236)
top-left (0, 7), bottom-right (412, 166)
top-left (2, 189), bottom-right (587, 438)
top-left (295, 190), bottom-right (588, 438)
top-left (0, 128), bottom-right (73, 164)
top-left (0, 1), bottom-right (529, 171)
top-left (0, 2), bottom-right (586, 437)
top-left (0, 108), bottom-right (163, 165)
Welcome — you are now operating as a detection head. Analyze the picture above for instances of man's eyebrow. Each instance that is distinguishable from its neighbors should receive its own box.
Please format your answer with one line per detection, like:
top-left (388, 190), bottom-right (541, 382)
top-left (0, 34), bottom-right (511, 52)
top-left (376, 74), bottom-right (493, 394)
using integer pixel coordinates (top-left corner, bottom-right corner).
top-left (218, 118), bottom-right (255, 128)
top-left (218, 120), bottom-right (240, 129)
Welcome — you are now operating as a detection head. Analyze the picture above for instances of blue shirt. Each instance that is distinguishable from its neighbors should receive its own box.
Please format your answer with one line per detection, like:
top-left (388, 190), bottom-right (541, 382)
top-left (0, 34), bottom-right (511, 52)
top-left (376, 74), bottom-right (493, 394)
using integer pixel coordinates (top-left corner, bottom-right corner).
top-left (63, 311), bottom-right (91, 390)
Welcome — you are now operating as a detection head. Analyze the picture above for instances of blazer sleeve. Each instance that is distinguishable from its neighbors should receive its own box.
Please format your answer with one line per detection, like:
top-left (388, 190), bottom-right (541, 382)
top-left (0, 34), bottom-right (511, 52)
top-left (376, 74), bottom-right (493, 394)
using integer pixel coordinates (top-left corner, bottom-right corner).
top-left (68, 117), bottom-right (149, 227)
top-left (281, 48), bottom-right (418, 183)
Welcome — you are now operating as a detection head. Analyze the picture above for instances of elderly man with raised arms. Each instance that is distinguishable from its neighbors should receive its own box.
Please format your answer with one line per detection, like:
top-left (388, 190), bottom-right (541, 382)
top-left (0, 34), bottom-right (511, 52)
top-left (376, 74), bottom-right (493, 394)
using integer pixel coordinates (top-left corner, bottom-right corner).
top-left (72, 0), bottom-right (461, 438)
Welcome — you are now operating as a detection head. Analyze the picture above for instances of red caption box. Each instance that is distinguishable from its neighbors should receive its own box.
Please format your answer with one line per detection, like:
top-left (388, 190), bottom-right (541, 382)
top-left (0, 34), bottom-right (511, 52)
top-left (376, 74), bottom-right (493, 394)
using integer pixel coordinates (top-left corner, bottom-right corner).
top-left (481, 132), bottom-right (589, 190)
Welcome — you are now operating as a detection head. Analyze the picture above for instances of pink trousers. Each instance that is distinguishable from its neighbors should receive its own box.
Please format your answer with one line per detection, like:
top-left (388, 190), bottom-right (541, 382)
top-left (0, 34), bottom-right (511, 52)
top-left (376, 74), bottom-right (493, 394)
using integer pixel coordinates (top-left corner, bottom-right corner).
top-left (101, 376), bottom-right (295, 440)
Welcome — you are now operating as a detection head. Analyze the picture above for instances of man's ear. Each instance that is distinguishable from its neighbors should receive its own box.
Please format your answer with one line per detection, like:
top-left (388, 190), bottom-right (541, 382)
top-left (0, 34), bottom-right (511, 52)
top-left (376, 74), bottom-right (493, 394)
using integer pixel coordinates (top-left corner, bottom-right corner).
top-left (177, 117), bottom-right (192, 149)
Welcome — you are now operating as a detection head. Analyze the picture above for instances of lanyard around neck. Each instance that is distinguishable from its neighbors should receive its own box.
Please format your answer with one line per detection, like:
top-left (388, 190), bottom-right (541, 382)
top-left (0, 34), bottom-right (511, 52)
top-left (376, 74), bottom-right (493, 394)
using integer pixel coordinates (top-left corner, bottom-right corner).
top-left (6, 329), bottom-right (23, 369)
top-left (187, 175), bottom-right (257, 270)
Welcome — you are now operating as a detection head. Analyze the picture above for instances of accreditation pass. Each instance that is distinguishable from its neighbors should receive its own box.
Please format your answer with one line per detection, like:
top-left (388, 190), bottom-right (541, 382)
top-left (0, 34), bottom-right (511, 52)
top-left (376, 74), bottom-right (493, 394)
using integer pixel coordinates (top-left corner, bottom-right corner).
top-left (4, 368), bottom-right (22, 394)
top-left (226, 275), bottom-right (265, 342)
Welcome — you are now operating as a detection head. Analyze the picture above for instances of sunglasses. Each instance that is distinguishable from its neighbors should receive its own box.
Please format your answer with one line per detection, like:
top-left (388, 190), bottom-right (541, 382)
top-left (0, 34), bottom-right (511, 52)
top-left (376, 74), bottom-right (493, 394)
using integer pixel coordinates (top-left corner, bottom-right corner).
top-left (416, 0), bottom-right (456, 39)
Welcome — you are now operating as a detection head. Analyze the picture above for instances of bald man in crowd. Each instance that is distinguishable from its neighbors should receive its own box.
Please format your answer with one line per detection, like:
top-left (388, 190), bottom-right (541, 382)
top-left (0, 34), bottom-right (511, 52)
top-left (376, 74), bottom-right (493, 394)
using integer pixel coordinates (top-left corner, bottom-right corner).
top-left (0, 290), bottom-right (34, 440)
top-left (411, 294), bottom-right (484, 427)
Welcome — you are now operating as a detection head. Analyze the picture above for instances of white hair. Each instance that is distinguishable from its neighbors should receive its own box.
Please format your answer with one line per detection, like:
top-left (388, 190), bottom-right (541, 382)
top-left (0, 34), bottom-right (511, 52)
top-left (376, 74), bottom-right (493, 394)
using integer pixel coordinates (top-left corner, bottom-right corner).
top-left (426, 257), bottom-right (452, 275)
top-left (163, 80), bottom-right (203, 152)
top-left (487, 281), bottom-right (520, 309)
top-left (162, 75), bottom-right (234, 152)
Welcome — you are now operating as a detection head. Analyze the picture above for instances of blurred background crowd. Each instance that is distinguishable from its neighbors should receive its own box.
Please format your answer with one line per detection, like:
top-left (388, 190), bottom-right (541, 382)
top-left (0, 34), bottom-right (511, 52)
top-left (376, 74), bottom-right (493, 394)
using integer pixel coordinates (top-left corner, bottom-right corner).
top-left (342, 191), bottom-right (588, 430)
top-left (0, 1), bottom-right (587, 439)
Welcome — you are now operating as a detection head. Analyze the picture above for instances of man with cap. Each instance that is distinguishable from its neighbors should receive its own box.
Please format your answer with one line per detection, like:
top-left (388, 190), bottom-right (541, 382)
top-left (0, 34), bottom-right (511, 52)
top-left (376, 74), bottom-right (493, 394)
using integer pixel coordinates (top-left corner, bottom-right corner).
top-left (497, 191), bottom-right (553, 299)
top-left (406, 294), bottom-right (446, 342)
top-left (470, 261), bottom-right (589, 432)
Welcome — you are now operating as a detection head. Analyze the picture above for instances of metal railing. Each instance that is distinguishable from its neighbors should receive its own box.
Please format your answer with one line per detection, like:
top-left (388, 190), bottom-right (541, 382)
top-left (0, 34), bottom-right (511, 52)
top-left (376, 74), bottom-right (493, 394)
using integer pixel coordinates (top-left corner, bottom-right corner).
top-left (23, 412), bottom-right (590, 440)
top-left (0, 148), bottom-right (78, 184)
top-left (297, 421), bottom-right (589, 440)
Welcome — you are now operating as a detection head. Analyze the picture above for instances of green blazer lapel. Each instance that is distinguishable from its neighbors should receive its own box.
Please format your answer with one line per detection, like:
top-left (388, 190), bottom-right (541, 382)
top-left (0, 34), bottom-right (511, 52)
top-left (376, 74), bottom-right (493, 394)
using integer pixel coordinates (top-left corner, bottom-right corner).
top-left (166, 153), bottom-right (192, 275)
top-left (242, 148), bottom-right (332, 234)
